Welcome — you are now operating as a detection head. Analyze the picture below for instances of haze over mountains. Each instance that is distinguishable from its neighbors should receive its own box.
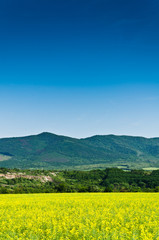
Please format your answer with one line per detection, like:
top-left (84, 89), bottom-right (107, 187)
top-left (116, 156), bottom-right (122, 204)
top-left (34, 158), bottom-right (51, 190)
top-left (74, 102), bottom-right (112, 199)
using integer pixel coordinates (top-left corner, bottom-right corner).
top-left (0, 132), bottom-right (159, 170)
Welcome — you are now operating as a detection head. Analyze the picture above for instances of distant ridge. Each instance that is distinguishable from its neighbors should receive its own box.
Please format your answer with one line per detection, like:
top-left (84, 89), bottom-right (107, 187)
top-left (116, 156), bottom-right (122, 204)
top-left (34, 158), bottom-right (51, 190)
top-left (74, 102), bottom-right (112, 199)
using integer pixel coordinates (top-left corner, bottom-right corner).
top-left (0, 132), bottom-right (159, 170)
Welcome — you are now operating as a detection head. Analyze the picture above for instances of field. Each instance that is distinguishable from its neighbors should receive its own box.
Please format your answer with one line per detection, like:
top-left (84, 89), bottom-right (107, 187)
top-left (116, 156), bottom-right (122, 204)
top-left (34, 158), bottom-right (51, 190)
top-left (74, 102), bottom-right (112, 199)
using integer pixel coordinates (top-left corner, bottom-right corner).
top-left (0, 193), bottom-right (159, 240)
top-left (0, 154), bottom-right (11, 162)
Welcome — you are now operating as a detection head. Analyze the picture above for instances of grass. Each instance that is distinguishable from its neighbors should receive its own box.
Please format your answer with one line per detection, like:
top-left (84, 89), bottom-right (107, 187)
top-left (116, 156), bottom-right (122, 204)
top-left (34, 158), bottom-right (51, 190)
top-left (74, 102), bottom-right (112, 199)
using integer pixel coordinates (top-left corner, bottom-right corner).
top-left (0, 154), bottom-right (11, 162)
top-left (143, 167), bottom-right (159, 171)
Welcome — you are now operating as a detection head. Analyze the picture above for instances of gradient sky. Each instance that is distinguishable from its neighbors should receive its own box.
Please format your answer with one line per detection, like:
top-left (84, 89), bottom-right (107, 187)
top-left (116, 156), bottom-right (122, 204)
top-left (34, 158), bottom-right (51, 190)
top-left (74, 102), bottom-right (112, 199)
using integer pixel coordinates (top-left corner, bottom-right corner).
top-left (0, 0), bottom-right (159, 138)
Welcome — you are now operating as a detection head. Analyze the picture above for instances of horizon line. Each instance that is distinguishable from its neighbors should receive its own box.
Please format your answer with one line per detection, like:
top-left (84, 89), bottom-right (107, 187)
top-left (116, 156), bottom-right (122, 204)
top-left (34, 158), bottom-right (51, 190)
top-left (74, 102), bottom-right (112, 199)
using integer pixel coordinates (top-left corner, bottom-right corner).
top-left (0, 131), bottom-right (159, 140)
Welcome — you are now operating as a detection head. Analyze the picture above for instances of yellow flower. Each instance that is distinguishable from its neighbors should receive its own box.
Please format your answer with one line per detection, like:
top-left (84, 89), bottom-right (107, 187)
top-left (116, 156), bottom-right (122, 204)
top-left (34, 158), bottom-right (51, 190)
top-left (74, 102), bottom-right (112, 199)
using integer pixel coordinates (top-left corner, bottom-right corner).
top-left (0, 193), bottom-right (159, 239)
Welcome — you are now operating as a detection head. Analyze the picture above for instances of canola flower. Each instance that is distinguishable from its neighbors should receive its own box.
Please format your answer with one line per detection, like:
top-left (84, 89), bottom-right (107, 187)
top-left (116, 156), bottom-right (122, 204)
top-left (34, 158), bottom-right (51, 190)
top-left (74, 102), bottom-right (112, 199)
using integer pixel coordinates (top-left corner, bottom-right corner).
top-left (0, 193), bottom-right (159, 239)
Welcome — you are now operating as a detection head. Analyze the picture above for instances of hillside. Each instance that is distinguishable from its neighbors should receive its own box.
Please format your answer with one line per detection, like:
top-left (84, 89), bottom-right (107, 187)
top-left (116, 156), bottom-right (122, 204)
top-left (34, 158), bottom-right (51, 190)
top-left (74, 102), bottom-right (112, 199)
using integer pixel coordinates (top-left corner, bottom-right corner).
top-left (0, 132), bottom-right (159, 169)
top-left (1, 168), bottom-right (159, 193)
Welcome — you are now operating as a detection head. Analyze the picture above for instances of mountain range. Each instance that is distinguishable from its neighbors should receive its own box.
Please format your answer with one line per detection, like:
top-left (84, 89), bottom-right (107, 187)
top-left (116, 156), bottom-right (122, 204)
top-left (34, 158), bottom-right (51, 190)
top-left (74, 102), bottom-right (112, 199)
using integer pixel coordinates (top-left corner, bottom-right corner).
top-left (0, 132), bottom-right (159, 170)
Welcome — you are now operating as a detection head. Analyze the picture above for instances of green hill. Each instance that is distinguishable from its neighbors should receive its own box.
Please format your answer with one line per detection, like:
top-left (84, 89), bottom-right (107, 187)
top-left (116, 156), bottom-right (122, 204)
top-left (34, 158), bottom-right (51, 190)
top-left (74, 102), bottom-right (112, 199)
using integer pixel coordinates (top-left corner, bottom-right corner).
top-left (0, 132), bottom-right (159, 169)
top-left (1, 167), bottom-right (159, 193)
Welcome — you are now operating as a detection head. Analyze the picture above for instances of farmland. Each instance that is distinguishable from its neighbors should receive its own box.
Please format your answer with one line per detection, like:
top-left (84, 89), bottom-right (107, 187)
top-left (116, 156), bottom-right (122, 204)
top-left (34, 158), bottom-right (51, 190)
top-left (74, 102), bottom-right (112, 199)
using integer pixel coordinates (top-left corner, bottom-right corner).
top-left (0, 193), bottom-right (159, 239)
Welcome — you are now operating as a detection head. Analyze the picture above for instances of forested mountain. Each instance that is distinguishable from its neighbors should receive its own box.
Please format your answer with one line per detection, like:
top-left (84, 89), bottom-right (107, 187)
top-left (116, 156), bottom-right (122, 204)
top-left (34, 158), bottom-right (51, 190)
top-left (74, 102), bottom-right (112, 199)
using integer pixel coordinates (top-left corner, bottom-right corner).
top-left (0, 132), bottom-right (159, 169)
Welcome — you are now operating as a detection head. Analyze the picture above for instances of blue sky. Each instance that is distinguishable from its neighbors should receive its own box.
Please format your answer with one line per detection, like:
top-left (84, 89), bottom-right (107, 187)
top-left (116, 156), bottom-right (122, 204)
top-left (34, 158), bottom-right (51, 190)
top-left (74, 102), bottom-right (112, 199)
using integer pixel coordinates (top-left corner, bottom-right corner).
top-left (0, 0), bottom-right (159, 138)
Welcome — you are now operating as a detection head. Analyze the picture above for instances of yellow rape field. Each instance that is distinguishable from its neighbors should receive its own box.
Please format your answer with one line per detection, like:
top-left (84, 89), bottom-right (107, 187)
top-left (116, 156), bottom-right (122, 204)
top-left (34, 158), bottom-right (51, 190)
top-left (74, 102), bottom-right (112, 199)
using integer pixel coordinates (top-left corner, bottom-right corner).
top-left (0, 193), bottom-right (159, 240)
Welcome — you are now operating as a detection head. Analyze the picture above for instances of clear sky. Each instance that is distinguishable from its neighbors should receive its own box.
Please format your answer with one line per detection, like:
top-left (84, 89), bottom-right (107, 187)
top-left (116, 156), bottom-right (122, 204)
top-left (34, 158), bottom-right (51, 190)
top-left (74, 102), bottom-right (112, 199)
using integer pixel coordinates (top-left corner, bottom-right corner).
top-left (0, 0), bottom-right (159, 138)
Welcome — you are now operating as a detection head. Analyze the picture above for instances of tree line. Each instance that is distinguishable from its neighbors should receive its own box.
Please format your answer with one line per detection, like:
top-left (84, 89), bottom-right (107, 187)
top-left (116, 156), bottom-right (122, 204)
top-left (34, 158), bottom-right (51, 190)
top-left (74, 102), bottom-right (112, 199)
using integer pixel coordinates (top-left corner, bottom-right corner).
top-left (1, 167), bottom-right (159, 193)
